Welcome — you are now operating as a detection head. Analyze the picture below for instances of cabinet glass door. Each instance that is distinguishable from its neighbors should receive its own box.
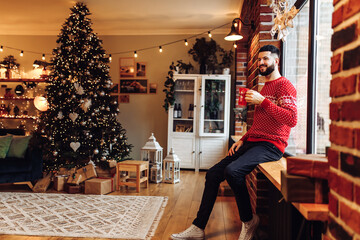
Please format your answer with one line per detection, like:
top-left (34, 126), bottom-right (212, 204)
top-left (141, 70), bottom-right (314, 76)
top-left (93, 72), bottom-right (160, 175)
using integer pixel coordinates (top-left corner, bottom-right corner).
top-left (200, 76), bottom-right (228, 136)
top-left (172, 76), bottom-right (196, 134)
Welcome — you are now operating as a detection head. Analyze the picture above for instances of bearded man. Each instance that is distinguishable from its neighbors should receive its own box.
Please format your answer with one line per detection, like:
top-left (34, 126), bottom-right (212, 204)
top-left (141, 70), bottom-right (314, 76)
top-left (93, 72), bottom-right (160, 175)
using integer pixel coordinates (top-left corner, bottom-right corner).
top-left (171, 45), bottom-right (297, 240)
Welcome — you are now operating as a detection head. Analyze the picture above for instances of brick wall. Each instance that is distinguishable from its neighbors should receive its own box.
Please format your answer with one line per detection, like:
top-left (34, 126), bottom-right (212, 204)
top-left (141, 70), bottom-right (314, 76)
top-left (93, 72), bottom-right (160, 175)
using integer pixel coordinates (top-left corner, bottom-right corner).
top-left (326, 0), bottom-right (360, 239)
top-left (235, 0), bottom-right (280, 229)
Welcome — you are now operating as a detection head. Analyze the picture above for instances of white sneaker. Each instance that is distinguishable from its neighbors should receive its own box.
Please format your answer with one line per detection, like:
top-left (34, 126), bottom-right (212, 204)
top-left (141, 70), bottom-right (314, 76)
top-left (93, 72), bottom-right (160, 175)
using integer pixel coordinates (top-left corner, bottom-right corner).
top-left (238, 214), bottom-right (259, 240)
top-left (171, 224), bottom-right (205, 240)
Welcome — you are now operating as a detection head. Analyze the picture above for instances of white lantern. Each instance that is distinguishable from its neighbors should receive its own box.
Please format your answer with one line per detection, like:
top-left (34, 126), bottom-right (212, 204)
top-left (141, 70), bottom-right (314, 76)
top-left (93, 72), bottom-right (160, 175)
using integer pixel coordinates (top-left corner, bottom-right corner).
top-left (150, 164), bottom-right (162, 183)
top-left (34, 96), bottom-right (49, 111)
top-left (163, 148), bottom-right (180, 184)
top-left (141, 133), bottom-right (163, 183)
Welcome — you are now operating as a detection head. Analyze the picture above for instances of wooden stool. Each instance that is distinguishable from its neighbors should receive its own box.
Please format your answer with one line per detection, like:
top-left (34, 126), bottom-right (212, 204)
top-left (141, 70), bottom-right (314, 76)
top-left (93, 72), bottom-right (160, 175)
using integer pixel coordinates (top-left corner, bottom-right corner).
top-left (116, 160), bottom-right (149, 192)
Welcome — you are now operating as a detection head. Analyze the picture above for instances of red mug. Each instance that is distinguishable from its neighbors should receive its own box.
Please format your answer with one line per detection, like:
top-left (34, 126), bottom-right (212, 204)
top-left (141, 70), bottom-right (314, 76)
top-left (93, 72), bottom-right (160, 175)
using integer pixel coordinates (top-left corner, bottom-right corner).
top-left (238, 87), bottom-right (249, 107)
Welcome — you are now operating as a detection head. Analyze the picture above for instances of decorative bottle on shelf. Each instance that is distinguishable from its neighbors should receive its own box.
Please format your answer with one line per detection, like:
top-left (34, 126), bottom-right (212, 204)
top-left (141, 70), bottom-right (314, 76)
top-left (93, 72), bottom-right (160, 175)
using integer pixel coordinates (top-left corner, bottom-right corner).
top-left (178, 104), bottom-right (182, 118)
top-left (173, 103), bottom-right (178, 118)
top-left (188, 104), bottom-right (193, 119)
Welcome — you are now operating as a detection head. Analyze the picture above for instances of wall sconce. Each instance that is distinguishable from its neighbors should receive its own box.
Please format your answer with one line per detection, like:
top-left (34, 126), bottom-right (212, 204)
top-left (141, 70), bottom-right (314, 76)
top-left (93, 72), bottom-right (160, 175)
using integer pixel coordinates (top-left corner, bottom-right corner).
top-left (224, 18), bottom-right (255, 41)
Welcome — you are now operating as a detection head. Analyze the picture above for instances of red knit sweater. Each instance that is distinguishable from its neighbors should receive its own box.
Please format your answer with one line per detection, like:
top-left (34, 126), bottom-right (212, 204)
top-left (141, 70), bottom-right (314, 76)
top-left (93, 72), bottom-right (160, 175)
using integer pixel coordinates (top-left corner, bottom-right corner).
top-left (240, 77), bottom-right (297, 153)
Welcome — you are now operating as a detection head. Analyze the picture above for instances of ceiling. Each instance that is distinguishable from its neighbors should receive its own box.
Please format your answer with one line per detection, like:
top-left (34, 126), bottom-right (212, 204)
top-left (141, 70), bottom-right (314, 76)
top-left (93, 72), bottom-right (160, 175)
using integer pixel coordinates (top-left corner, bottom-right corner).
top-left (1, 0), bottom-right (244, 35)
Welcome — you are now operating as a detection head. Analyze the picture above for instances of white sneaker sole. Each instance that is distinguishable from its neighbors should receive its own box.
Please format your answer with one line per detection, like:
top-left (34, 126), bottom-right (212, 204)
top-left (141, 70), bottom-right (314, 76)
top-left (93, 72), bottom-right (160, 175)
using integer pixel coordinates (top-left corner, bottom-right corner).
top-left (171, 235), bottom-right (205, 240)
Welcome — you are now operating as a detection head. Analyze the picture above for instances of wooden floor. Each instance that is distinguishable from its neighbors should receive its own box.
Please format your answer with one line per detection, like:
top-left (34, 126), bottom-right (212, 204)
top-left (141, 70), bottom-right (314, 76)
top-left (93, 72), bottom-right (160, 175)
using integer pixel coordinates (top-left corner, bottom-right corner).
top-left (0, 170), bottom-right (241, 240)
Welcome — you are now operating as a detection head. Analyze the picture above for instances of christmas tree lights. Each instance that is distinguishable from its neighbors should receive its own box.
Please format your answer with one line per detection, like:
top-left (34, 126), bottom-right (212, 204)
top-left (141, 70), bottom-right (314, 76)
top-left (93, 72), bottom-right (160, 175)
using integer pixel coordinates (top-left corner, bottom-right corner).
top-left (36, 2), bottom-right (132, 171)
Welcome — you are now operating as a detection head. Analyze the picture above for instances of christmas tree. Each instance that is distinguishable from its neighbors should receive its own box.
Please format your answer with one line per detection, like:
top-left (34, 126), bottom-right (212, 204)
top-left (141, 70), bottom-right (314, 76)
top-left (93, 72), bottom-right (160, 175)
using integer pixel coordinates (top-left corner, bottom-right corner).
top-left (37, 2), bottom-right (132, 171)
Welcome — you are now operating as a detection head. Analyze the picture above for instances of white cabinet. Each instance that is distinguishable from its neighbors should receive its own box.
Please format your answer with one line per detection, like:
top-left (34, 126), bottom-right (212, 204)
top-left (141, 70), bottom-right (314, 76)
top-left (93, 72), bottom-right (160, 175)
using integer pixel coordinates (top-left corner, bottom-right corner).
top-left (167, 74), bottom-right (230, 170)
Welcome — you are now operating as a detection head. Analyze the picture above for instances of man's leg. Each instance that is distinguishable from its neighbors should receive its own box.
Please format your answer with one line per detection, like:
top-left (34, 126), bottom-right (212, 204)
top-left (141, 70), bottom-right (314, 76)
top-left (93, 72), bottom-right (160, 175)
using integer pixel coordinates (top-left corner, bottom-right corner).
top-left (192, 143), bottom-right (253, 229)
top-left (224, 141), bottom-right (282, 222)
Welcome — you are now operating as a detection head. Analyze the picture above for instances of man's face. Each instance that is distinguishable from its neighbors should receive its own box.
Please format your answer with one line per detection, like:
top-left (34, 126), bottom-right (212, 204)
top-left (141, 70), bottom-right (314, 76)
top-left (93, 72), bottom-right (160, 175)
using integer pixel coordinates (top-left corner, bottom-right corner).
top-left (257, 51), bottom-right (278, 76)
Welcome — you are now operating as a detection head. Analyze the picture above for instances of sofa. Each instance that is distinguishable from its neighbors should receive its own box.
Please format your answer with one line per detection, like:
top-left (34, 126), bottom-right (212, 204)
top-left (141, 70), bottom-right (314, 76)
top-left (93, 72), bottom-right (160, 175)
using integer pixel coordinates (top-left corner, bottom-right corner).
top-left (0, 129), bottom-right (43, 186)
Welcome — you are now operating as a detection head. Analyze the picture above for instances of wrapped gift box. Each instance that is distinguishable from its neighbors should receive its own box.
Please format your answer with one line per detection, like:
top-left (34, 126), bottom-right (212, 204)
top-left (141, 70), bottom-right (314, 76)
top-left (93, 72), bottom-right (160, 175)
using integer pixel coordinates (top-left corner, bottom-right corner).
top-left (58, 167), bottom-right (76, 176)
top-left (96, 166), bottom-right (116, 178)
top-left (281, 170), bottom-right (328, 203)
top-left (67, 173), bottom-right (83, 185)
top-left (65, 183), bottom-right (84, 194)
top-left (98, 175), bottom-right (117, 192)
top-left (76, 164), bottom-right (97, 182)
top-left (33, 173), bottom-right (52, 193)
top-left (108, 160), bottom-right (117, 168)
top-left (54, 175), bottom-right (69, 191)
top-left (85, 178), bottom-right (112, 195)
top-left (287, 154), bottom-right (328, 179)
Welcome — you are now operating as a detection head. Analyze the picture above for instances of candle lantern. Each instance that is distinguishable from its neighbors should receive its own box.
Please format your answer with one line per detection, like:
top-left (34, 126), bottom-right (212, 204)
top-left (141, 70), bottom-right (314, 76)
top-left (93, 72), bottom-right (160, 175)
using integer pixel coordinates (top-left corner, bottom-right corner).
top-left (163, 148), bottom-right (180, 184)
top-left (141, 133), bottom-right (163, 183)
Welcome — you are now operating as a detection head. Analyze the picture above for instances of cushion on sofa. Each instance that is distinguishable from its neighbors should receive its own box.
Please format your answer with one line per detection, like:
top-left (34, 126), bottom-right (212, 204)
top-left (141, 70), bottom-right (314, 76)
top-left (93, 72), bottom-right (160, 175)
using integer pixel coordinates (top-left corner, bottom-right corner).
top-left (7, 135), bottom-right (32, 159)
top-left (0, 135), bottom-right (13, 159)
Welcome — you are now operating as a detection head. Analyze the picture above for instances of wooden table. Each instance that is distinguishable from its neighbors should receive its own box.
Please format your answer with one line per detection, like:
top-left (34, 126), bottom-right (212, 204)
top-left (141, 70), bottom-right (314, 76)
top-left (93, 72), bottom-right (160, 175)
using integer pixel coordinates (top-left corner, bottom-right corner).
top-left (258, 158), bottom-right (328, 221)
top-left (116, 160), bottom-right (149, 193)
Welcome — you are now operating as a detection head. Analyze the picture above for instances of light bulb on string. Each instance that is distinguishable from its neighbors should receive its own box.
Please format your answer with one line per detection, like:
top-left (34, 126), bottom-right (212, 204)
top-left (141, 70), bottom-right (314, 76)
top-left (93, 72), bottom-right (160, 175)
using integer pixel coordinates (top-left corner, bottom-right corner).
top-left (42, 54), bottom-right (45, 60)
top-left (0, 46), bottom-right (3, 52)
top-left (109, 54), bottom-right (112, 62)
top-left (233, 42), bottom-right (237, 48)
top-left (208, 31), bottom-right (212, 38)
top-left (159, 46), bottom-right (162, 53)
top-left (134, 51), bottom-right (138, 58)
top-left (20, 50), bottom-right (24, 57)
top-left (184, 39), bottom-right (188, 46)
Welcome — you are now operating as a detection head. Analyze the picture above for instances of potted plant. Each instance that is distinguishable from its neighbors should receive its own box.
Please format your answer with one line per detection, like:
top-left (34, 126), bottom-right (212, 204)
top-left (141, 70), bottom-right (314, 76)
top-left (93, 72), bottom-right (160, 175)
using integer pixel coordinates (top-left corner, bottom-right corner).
top-left (188, 38), bottom-right (222, 74)
top-left (176, 60), bottom-right (194, 74)
top-left (219, 49), bottom-right (234, 75)
top-left (0, 55), bottom-right (20, 79)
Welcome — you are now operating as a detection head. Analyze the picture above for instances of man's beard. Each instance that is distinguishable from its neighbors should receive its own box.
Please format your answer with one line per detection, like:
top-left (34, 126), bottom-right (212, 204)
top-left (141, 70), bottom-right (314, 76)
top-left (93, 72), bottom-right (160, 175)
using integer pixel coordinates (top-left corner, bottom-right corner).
top-left (259, 63), bottom-right (275, 76)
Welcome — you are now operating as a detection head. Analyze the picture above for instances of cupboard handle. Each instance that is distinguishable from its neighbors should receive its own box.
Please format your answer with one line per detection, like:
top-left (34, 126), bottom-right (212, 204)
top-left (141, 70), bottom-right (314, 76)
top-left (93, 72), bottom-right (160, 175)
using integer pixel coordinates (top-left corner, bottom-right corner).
top-left (201, 105), bottom-right (204, 108)
top-left (192, 151), bottom-right (195, 153)
top-left (194, 105), bottom-right (196, 108)
top-left (199, 151), bottom-right (202, 154)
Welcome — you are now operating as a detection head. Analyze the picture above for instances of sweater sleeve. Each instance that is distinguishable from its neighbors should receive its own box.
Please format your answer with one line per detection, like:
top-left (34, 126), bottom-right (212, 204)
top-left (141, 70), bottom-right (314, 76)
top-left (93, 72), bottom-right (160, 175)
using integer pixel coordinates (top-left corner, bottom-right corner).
top-left (260, 82), bottom-right (297, 127)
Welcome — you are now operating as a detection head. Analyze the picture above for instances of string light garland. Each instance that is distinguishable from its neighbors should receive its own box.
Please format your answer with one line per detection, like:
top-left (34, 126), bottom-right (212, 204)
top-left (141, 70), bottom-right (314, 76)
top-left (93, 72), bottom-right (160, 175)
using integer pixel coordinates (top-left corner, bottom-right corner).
top-left (0, 21), bottom-right (233, 59)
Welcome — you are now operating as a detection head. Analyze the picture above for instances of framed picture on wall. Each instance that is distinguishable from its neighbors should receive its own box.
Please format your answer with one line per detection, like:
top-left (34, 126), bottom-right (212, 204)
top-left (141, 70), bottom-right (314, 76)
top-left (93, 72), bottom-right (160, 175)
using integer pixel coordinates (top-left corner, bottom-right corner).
top-left (120, 79), bottom-right (147, 94)
top-left (149, 83), bottom-right (157, 94)
top-left (119, 95), bottom-right (130, 103)
top-left (120, 57), bottom-right (135, 78)
top-left (136, 62), bottom-right (146, 77)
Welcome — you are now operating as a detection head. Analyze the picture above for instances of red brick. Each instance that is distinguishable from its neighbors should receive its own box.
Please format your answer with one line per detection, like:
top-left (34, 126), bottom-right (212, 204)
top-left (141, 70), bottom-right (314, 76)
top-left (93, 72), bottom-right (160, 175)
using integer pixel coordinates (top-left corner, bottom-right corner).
top-left (344, 0), bottom-right (360, 20)
top-left (340, 153), bottom-right (360, 178)
top-left (328, 148), bottom-right (339, 169)
top-left (328, 216), bottom-right (353, 240)
top-left (332, 5), bottom-right (343, 28)
top-left (343, 45), bottom-right (360, 70)
top-left (260, 6), bottom-right (273, 13)
top-left (330, 124), bottom-right (354, 148)
top-left (331, 24), bottom-right (357, 51)
top-left (356, 129), bottom-right (360, 150)
top-left (259, 24), bottom-right (272, 31)
top-left (331, 54), bottom-right (342, 73)
top-left (329, 102), bottom-right (341, 121)
top-left (355, 185), bottom-right (360, 205)
top-left (329, 192), bottom-right (339, 216)
top-left (259, 14), bottom-right (272, 22)
top-left (340, 201), bottom-right (360, 234)
top-left (329, 171), bottom-right (354, 201)
top-left (342, 100), bottom-right (360, 121)
top-left (330, 75), bottom-right (357, 97)
top-left (259, 32), bottom-right (272, 39)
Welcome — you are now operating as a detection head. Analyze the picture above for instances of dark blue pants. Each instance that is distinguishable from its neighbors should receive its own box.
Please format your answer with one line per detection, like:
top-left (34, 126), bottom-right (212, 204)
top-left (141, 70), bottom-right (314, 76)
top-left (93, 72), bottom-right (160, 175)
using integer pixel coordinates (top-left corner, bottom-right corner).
top-left (193, 141), bottom-right (283, 229)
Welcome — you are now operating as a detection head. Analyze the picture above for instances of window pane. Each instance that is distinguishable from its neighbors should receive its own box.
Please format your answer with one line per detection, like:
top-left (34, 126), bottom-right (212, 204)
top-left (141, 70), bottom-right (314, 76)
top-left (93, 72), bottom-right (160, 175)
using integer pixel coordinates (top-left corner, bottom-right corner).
top-left (284, 1), bottom-right (310, 155)
top-left (316, 0), bottom-right (333, 154)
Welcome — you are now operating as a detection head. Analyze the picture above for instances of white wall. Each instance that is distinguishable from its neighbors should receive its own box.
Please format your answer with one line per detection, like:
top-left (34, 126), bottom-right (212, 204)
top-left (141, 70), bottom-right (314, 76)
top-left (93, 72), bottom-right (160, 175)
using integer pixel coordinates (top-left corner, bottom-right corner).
top-left (0, 34), bottom-right (234, 159)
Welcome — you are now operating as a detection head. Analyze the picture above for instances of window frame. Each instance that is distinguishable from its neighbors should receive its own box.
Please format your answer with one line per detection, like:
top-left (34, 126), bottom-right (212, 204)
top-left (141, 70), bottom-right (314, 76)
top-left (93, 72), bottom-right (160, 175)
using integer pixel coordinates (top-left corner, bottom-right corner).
top-left (282, 0), bottom-right (320, 154)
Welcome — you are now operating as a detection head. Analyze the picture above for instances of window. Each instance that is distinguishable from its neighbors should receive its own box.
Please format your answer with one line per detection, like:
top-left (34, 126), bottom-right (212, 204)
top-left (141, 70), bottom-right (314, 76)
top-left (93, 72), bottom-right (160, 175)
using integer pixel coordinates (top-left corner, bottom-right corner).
top-left (283, 0), bottom-right (333, 155)
top-left (284, 1), bottom-right (310, 155)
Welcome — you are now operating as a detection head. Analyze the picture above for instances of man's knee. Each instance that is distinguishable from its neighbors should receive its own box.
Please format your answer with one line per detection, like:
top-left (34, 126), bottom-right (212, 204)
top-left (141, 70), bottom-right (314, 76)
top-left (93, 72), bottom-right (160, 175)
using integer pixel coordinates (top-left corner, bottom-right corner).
top-left (224, 165), bottom-right (245, 183)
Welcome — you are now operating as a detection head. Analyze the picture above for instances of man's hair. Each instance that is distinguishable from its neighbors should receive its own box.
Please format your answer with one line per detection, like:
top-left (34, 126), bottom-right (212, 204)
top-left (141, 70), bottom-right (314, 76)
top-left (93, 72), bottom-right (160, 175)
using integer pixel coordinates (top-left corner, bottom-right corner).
top-left (259, 45), bottom-right (280, 58)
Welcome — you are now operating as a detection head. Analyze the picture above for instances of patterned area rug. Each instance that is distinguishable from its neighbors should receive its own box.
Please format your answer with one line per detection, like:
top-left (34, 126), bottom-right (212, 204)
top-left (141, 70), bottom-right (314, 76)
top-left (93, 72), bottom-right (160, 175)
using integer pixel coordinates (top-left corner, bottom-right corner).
top-left (0, 192), bottom-right (167, 239)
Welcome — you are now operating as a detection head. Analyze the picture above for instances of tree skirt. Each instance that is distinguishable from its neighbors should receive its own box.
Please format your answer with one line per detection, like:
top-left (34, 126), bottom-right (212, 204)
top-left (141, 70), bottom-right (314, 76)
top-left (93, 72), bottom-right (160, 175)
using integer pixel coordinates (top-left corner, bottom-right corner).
top-left (0, 192), bottom-right (167, 239)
